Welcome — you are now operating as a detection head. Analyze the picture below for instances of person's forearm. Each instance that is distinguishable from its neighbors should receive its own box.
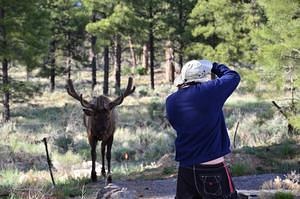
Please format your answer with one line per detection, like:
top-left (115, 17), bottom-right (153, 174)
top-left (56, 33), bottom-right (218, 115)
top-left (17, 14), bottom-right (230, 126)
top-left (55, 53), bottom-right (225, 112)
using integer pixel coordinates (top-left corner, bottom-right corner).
top-left (211, 62), bottom-right (240, 80)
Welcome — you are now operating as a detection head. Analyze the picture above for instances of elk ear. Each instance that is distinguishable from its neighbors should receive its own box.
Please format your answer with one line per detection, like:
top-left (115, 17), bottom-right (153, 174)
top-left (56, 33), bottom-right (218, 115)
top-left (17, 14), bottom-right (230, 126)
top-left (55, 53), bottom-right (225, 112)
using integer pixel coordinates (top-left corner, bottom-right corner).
top-left (83, 109), bottom-right (94, 116)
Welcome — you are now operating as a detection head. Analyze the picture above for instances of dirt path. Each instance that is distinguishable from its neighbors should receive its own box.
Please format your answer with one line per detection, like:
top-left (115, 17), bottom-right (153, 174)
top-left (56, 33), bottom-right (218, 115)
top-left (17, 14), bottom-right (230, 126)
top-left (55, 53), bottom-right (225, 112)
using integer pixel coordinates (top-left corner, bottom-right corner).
top-left (82, 174), bottom-right (283, 199)
top-left (116, 174), bottom-right (283, 198)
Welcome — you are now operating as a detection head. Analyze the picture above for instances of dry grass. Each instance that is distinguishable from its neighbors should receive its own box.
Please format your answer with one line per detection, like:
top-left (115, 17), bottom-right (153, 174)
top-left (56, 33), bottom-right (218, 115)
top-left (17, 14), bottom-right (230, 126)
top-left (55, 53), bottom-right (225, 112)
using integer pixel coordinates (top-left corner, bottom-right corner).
top-left (0, 65), bottom-right (299, 197)
top-left (262, 171), bottom-right (300, 195)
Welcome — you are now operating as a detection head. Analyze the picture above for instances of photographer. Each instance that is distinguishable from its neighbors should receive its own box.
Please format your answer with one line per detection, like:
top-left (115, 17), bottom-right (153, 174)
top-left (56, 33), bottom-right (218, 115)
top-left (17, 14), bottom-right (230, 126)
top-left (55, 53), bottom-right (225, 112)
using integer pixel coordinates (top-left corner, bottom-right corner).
top-left (166, 60), bottom-right (240, 199)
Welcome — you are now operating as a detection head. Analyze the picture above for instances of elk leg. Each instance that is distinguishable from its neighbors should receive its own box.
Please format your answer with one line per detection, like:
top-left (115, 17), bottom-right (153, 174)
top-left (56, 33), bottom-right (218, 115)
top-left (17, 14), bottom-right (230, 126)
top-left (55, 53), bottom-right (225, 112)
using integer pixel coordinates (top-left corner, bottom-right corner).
top-left (106, 136), bottom-right (114, 184)
top-left (90, 138), bottom-right (97, 182)
top-left (101, 141), bottom-right (106, 177)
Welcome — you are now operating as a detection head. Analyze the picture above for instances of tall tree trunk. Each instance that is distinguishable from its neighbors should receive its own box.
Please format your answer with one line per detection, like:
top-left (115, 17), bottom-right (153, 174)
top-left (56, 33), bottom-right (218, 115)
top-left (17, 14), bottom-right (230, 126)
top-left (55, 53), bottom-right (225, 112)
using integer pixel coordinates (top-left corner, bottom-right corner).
top-left (91, 12), bottom-right (97, 90)
top-left (0, 8), bottom-right (10, 122)
top-left (178, 0), bottom-right (184, 68)
top-left (178, 43), bottom-right (184, 69)
top-left (2, 59), bottom-right (10, 122)
top-left (66, 31), bottom-right (71, 80)
top-left (165, 40), bottom-right (175, 83)
top-left (50, 40), bottom-right (56, 92)
top-left (142, 44), bottom-right (149, 72)
top-left (103, 46), bottom-right (109, 95)
top-left (1, 7), bottom-right (10, 121)
top-left (114, 34), bottom-right (121, 94)
top-left (128, 37), bottom-right (137, 68)
top-left (26, 66), bottom-right (31, 81)
top-left (149, 4), bottom-right (155, 90)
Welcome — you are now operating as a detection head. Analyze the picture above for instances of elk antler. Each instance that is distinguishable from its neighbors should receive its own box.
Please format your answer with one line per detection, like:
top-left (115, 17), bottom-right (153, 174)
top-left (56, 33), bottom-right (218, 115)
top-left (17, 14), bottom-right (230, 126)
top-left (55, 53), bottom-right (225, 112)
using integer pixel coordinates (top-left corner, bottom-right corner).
top-left (65, 79), bottom-right (94, 109)
top-left (109, 77), bottom-right (135, 109)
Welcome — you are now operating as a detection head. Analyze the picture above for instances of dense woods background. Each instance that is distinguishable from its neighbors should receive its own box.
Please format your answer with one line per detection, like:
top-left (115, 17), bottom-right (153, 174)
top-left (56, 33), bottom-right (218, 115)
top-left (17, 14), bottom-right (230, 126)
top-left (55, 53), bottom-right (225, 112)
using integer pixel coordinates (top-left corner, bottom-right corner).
top-left (0, 0), bottom-right (299, 197)
top-left (1, 0), bottom-right (299, 128)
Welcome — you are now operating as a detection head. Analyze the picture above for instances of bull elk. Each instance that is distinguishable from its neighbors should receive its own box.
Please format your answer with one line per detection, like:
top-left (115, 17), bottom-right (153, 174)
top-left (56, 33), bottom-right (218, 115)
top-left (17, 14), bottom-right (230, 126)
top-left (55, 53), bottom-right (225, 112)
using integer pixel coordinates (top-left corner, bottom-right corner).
top-left (66, 77), bottom-right (135, 183)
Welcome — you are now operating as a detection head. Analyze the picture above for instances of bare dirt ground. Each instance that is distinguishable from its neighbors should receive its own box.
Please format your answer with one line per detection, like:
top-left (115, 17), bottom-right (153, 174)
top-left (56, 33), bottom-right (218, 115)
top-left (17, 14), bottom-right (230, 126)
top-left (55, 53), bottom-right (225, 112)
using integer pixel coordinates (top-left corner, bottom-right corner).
top-left (117, 174), bottom-right (285, 199)
top-left (81, 174), bottom-right (284, 199)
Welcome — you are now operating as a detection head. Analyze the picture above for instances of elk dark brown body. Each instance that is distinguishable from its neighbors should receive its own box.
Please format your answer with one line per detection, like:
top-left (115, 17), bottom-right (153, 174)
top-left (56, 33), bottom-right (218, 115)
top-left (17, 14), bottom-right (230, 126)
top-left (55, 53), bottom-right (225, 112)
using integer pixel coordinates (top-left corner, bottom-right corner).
top-left (66, 77), bottom-right (135, 183)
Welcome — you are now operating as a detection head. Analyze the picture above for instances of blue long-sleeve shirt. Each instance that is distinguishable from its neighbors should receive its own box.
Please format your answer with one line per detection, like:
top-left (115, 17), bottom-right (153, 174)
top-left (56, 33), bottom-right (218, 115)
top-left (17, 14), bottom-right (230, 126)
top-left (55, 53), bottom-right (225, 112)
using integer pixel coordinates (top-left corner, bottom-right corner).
top-left (166, 63), bottom-right (240, 167)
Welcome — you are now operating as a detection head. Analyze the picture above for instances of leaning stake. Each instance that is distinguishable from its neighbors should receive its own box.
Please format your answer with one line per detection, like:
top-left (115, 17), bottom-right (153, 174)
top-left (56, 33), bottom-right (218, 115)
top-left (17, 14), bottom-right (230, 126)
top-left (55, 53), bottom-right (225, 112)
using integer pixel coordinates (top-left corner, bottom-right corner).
top-left (43, 137), bottom-right (56, 186)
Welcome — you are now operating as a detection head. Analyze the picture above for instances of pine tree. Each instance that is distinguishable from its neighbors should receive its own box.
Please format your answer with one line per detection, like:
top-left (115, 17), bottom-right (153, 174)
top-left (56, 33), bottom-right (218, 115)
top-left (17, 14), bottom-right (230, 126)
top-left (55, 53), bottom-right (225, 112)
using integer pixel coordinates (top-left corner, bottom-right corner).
top-left (86, 1), bottom-right (142, 93)
top-left (126, 0), bottom-right (168, 90)
top-left (187, 0), bottom-right (259, 67)
top-left (84, 0), bottom-right (114, 93)
top-left (44, 0), bottom-right (88, 92)
top-left (252, 0), bottom-right (300, 134)
top-left (0, 0), bottom-right (50, 122)
top-left (165, 0), bottom-right (197, 68)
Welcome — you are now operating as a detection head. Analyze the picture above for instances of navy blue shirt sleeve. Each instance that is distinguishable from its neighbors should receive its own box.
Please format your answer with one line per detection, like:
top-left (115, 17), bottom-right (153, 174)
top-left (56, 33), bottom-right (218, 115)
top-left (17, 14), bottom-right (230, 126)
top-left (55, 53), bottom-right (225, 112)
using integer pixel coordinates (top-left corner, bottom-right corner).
top-left (209, 62), bottom-right (240, 106)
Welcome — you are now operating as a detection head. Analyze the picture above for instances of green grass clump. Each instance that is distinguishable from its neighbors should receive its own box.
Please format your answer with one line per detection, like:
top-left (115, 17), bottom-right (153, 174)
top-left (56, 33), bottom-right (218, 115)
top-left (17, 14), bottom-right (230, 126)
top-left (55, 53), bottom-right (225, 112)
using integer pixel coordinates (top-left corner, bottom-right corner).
top-left (54, 177), bottom-right (90, 198)
top-left (274, 192), bottom-right (294, 199)
top-left (0, 169), bottom-right (20, 187)
top-left (162, 167), bottom-right (176, 175)
top-left (135, 66), bottom-right (147, 75)
top-left (230, 163), bottom-right (251, 176)
top-left (53, 134), bottom-right (74, 153)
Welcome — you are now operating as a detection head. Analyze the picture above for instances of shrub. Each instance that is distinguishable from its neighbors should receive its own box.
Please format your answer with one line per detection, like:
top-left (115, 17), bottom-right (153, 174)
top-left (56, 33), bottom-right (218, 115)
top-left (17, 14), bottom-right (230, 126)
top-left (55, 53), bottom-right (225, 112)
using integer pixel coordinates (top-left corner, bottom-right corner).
top-left (262, 171), bottom-right (300, 191)
top-left (137, 86), bottom-right (148, 97)
top-left (72, 139), bottom-right (90, 160)
top-left (230, 163), bottom-right (250, 176)
top-left (54, 134), bottom-right (74, 153)
top-left (135, 66), bottom-right (147, 75)
top-left (147, 98), bottom-right (164, 120)
top-left (280, 142), bottom-right (296, 157)
top-left (162, 167), bottom-right (176, 175)
top-left (122, 66), bottom-right (133, 76)
top-left (274, 192), bottom-right (294, 199)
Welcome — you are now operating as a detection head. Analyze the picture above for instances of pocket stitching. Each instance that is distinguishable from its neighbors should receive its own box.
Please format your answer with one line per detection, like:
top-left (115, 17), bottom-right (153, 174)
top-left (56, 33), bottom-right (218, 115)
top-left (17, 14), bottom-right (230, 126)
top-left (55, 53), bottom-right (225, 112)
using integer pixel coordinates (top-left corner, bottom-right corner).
top-left (202, 176), bottom-right (223, 196)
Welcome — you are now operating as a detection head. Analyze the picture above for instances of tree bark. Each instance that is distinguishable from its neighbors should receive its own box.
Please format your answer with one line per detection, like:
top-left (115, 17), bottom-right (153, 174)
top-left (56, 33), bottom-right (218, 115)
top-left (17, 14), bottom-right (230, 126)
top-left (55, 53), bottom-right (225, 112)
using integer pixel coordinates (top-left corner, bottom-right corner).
top-left (103, 46), bottom-right (109, 95)
top-left (142, 44), bottom-right (149, 72)
top-left (114, 34), bottom-right (121, 94)
top-left (128, 36), bottom-right (137, 68)
top-left (50, 40), bottom-right (56, 92)
top-left (149, 4), bottom-right (155, 90)
top-left (165, 40), bottom-right (175, 83)
top-left (66, 31), bottom-right (71, 80)
top-left (178, 43), bottom-right (184, 69)
top-left (1, 6), bottom-right (10, 122)
top-left (91, 12), bottom-right (97, 90)
top-left (2, 58), bottom-right (10, 122)
top-left (178, 0), bottom-right (184, 68)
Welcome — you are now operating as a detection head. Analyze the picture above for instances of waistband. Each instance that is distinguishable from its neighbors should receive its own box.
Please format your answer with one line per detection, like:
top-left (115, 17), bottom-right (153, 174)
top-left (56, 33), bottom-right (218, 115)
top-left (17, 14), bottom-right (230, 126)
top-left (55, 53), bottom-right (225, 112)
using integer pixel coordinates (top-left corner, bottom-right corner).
top-left (180, 162), bottom-right (225, 169)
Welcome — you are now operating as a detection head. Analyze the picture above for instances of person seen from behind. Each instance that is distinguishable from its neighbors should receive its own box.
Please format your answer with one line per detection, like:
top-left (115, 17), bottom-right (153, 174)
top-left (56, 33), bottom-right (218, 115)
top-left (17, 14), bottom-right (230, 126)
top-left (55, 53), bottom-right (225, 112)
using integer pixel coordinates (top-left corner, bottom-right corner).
top-left (165, 60), bottom-right (240, 199)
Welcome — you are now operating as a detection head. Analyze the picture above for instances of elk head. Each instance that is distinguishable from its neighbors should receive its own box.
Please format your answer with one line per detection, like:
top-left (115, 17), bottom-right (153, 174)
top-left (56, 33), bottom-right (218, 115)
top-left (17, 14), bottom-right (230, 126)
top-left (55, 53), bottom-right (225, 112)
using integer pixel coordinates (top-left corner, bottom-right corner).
top-left (66, 77), bottom-right (135, 134)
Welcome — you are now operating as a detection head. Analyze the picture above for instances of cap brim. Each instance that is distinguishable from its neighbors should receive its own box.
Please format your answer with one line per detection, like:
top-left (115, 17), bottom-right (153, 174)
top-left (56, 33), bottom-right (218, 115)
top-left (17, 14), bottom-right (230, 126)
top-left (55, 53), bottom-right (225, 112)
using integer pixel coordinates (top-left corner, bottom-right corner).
top-left (174, 75), bottom-right (184, 87)
top-left (174, 74), bottom-right (211, 87)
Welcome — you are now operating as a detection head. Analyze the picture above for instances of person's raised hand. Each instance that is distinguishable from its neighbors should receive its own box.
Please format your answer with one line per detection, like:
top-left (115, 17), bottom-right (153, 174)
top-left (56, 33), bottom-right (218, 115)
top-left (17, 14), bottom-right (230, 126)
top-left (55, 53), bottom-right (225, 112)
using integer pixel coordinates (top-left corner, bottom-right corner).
top-left (198, 60), bottom-right (213, 75)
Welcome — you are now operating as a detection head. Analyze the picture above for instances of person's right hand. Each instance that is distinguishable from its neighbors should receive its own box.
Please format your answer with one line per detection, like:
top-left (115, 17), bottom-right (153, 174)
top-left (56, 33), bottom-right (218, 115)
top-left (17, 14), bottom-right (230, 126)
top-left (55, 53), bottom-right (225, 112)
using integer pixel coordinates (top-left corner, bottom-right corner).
top-left (198, 60), bottom-right (213, 75)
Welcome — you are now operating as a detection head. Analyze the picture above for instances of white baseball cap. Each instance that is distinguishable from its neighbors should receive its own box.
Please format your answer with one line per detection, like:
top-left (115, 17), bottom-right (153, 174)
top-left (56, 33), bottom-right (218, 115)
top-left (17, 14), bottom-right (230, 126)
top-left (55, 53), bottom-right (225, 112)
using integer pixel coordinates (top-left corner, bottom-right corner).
top-left (174, 60), bottom-right (213, 87)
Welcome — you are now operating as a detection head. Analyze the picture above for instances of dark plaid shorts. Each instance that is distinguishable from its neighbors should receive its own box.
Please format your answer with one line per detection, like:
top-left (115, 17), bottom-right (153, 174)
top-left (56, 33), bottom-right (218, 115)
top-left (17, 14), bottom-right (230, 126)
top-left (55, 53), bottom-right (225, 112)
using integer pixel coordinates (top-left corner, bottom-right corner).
top-left (175, 162), bottom-right (238, 199)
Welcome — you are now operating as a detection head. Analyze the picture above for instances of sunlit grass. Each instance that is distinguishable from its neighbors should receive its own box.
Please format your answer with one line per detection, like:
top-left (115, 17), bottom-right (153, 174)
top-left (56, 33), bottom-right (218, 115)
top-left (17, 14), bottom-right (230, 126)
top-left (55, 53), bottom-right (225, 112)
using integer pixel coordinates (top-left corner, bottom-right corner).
top-left (0, 169), bottom-right (21, 187)
top-left (1, 65), bottom-right (299, 197)
top-left (52, 151), bottom-right (83, 171)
